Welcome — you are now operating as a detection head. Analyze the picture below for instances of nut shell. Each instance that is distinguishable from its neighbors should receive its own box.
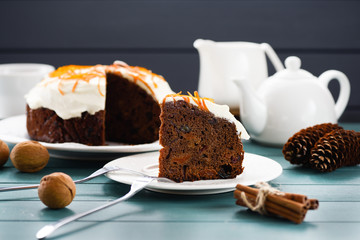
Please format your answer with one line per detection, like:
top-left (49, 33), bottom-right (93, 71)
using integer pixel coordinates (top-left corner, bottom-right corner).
top-left (38, 172), bottom-right (76, 209)
top-left (10, 141), bottom-right (49, 172)
top-left (0, 140), bottom-right (10, 167)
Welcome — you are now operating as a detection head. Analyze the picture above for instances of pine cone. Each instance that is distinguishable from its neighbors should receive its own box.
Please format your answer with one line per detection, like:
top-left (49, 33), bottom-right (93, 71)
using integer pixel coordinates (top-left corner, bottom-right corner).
top-left (282, 123), bottom-right (343, 166)
top-left (309, 129), bottom-right (360, 172)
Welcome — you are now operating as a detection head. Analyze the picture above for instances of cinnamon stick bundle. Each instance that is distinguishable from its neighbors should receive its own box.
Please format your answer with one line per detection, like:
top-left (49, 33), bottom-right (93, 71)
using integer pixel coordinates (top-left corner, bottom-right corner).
top-left (234, 184), bottom-right (319, 224)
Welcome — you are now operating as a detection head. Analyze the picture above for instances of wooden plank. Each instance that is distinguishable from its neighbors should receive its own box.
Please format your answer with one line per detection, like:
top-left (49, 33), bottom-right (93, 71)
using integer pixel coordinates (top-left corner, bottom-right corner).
top-left (274, 168), bottom-right (360, 184)
top-left (1, 162), bottom-right (359, 185)
top-left (0, 1), bottom-right (359, 49)
top-left (2, 165), bottom-right (359, 188)
top-left (0, 197), bottom-right (360, 222)
top-left (1, 181), bottom-right (359, 203)
top-left (243, 142), bottom-right (283, 157)
top-left (0, 222), bottom-right (359, 240)
top-left (278, 184), bottom-right (360, 202)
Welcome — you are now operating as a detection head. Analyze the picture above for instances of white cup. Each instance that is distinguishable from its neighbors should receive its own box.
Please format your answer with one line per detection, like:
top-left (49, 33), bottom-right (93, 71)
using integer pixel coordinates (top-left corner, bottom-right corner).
top-left (0, 63), bottom-right (55, 118)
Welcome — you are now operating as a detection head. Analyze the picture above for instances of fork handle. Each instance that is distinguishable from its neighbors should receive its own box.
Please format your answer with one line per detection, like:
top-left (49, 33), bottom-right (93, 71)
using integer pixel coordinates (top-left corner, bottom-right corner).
top-left (36, 183), bottom-right (145, 239)
top-left (0, 176), bottom-right (90, 192)
top-left (0, 167), bottom-right (113, 192)
top-left (0, 184), bottom-right (40, 192)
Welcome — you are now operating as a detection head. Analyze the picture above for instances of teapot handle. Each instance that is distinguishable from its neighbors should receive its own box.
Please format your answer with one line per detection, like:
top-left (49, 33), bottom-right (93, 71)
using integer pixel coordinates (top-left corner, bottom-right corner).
top-left (318, 70), bottom-right (351, 120)
top-left (260, 43), bottom-right (284, 72)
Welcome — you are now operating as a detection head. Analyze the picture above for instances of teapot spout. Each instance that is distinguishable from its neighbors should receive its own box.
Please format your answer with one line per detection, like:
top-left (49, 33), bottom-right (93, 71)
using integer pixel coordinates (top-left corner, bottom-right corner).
top-left (233, 78), bottom-right (267, 136)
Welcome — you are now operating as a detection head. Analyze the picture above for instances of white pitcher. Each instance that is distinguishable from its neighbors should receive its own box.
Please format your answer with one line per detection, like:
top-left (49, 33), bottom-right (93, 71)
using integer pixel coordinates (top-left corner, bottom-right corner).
top-left (193, 39), bottom-right (284, 111)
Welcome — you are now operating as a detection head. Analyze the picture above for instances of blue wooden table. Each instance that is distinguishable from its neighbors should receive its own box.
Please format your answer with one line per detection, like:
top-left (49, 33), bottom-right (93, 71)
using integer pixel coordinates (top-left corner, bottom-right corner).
top-left (0, 123), bottom-right (359, 240)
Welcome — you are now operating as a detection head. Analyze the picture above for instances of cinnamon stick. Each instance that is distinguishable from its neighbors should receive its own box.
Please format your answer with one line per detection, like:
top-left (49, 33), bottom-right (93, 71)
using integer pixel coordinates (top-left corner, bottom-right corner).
top-left (235, 198), bottom-right (305, 224)
top-left (234, 190), bottom-right (306, 224)
top-left (308, 199), bottom-right (319, 210)
top-left (234, 184), bottom-right (318, 224)
top-left (236, 184), bottom-right (307, 214)
top-left (282, 192), bottom-right (308, 204)
top-left (234, 190), bottom-right (307, 217)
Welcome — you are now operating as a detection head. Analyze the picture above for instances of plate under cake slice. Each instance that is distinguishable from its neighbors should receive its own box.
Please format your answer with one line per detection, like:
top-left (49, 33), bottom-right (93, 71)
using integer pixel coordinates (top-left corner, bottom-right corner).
top-left (158, 92), bottom-right (250, 182)
top-left (25, 61), bottom-right (174, 146)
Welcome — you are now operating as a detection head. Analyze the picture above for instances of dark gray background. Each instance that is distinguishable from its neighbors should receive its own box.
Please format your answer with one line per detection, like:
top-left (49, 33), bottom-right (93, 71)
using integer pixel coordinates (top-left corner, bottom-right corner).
top-left (1, 0), bottom-right (359, 121)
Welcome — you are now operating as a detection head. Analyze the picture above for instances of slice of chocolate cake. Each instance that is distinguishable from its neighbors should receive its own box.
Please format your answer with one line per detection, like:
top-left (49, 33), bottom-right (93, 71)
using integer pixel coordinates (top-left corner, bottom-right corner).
top-left (158, 92), bottom-right (250, 182)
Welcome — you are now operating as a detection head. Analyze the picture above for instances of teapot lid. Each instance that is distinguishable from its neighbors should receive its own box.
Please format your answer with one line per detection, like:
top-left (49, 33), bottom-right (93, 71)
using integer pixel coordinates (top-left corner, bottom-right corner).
top-left (273, 56), bottom-right (314, 80)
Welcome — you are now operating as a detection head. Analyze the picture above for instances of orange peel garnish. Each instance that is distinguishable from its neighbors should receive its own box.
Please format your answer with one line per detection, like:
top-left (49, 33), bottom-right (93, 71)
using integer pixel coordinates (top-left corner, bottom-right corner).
top-left (49, 65), bottom-right (105, 96)
top-left (49, 64), bottom-right (165, 98)
top-left (163, 91), bottom-right (213, 111)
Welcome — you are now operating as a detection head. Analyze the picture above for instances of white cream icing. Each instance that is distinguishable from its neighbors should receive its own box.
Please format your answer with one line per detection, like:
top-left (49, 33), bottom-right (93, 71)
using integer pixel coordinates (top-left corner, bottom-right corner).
top-left (25, 65), bottom-right (106, 120)
top-left (164, 95), bottom-right (250, 140)
top-left (25, 61), bottom-right (174, 120)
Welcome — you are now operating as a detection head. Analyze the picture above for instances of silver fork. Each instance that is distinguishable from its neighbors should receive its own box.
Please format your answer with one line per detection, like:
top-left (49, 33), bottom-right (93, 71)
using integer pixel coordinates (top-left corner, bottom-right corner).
top-left (36, 176), bottom-right (155, 239)
top-left (0, 166), bottom-right (166, 192)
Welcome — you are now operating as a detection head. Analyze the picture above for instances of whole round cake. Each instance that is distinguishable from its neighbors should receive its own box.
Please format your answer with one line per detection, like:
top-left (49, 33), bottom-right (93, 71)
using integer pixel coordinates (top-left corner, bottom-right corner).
top-left (25, 61), bottom-right (174, 146)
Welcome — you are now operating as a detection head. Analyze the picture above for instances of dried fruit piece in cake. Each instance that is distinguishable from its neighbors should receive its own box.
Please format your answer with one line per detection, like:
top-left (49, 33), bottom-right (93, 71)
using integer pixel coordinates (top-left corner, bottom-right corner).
top-left (158, 92), bottom-right (250, 182)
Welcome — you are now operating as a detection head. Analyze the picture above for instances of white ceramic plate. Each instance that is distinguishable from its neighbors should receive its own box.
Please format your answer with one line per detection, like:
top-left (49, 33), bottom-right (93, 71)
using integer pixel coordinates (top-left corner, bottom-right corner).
top-left (105, 151), bottom-right (283, 195)
top-left (0, 115), bottom-right (161, 160)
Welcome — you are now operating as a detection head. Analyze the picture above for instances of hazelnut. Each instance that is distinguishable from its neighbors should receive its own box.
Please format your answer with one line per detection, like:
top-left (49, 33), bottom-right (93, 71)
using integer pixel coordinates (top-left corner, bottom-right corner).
top-left (38, 172), bottom-right (76, 209)
top-left (10, 141), bottom-right (49, 172)
top-left (0, 140), bottom-right (9, 167)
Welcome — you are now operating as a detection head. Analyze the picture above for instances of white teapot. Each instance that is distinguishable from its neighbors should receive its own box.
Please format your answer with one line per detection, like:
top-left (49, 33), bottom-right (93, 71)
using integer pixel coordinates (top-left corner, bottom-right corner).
top-left (233, 56), bottom-right (351, 146)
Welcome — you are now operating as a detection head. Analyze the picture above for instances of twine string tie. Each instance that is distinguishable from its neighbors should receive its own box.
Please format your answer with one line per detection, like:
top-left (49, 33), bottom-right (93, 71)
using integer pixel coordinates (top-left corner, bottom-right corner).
top-left (240, 182), bottom-right (284, 215)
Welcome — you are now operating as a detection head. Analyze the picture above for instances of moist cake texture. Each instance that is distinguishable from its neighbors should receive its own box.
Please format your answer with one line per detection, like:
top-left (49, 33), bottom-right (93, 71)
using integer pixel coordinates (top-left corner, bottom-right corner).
top-left (159, 92), bottom-right (249, 182)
